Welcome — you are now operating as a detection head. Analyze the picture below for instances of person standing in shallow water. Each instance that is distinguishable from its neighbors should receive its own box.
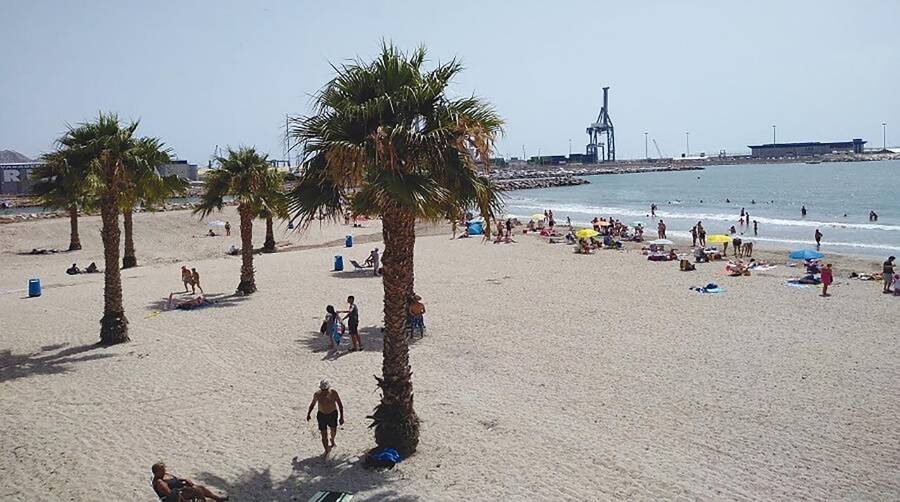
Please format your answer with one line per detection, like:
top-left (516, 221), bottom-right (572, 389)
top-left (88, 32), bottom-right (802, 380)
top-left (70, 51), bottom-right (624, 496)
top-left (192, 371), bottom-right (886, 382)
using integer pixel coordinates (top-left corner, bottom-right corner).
top-left (815, 229), bottom-right (823, 249)
top-left (753, 220), bottom-right (758, 236)
top-left (307, 380), bottom-right (344, 456)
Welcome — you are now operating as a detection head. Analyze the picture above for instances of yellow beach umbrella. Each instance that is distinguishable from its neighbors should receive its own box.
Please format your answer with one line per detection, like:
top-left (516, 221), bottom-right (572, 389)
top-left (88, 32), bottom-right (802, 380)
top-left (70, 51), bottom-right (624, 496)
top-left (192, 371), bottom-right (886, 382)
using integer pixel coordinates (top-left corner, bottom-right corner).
top-left (575, 229), bottom-right (599, 239)
top-left (531, 213), bottom-right (546, 221)
top-left (707, 234), bottom-right (732, 243)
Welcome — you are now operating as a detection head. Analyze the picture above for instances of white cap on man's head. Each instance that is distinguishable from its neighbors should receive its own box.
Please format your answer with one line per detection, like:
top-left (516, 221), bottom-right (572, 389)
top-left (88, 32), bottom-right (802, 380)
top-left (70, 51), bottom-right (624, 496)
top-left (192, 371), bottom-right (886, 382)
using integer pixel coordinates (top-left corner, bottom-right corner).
top-left (319, 380), bottom-right (330, 390)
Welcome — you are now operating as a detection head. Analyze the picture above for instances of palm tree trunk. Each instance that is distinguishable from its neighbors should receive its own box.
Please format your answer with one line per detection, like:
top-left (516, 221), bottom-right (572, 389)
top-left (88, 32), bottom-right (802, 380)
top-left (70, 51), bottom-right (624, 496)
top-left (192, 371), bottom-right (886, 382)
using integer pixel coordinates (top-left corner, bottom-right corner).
top-left (99, 188), bottom-right (129, 345)
top-left (236, 203), bottom-right (257, 294)
top-left (67, 207), bottom-right (82, 251)
top-left (122, 208), bottom-right (137, 268)
top-left (263, 215), bottom-right (276, 252)
top-left (370, 208), bottom-right (419, 456)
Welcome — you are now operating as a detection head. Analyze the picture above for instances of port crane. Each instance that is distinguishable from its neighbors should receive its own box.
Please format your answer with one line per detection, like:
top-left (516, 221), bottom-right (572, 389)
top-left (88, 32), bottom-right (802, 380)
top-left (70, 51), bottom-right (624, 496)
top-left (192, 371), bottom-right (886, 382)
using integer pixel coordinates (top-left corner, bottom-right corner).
top-left (585, 86), bottom-right (615, 162)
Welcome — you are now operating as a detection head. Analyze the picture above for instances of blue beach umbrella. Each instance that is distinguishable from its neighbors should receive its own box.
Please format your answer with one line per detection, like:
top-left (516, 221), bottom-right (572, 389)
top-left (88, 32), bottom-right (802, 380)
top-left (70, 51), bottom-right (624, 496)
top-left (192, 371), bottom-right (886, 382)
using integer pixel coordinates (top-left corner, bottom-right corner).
top-left (789, 249), bottom-right (824, 260)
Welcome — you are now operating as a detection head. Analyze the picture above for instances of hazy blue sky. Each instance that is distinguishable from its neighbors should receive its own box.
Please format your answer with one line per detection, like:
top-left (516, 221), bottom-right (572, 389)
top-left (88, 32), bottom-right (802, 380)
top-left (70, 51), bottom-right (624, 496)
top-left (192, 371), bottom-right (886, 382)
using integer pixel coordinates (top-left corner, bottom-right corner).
top-left (2, 0), bottom-right (898, 163)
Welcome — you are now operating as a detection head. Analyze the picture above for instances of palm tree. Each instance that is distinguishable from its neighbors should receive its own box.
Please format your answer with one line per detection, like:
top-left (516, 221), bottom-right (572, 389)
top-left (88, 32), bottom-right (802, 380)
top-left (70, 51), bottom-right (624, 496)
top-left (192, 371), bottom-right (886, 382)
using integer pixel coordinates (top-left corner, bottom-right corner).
top-left (259, 168), bottom-right (288, 253)
top-left (30, 145), bottom-right (99, 251)
top-left (121, 138), bottom-right (187, 268)
top-left (195, 147), bottom-right (280, 294)
top-left (69, 113), bottom-right (142, 345)
top-left (287, 44), bottom-right (503, 456)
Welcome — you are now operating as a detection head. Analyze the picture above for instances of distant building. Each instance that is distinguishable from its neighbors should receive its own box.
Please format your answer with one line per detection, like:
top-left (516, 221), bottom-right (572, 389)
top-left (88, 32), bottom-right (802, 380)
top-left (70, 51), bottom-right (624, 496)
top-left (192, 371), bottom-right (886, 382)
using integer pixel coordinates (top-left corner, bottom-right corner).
top-left (1, 162), bottom-right (44, 195)
top-left (748, 139), bottom-right (865, 158)
top-left (156, 160), bottom-right (199, 181)
top-left (529, 155), bottom-right (568, 165)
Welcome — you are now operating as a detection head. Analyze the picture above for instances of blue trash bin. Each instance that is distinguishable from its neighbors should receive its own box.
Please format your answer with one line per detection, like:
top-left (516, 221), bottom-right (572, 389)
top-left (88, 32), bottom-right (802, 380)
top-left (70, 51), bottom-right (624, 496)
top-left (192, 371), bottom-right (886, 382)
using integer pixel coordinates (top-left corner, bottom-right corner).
top-left (334, 256), bottom-right (344, 271)
top-left (345, 235), bottom-right (353, 247)
top-left (288, 220), bottom-right (295, 229)
top-left (28, 278), bottom-right (42, 297)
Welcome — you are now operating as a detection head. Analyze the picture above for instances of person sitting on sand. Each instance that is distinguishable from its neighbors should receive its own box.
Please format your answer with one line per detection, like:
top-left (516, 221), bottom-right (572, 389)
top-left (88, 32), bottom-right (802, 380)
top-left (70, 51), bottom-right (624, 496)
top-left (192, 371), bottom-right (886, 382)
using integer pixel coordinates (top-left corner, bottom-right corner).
top-left (207, 229), bottom-right (217, 237)
top-left (694, 246), bottom-right (709, 263)
top-left (668, 249), bottom-right (678, 261)
top-left (85, 262), bottom-right (98, 273)
top-left (680, 258), bottom-right (696, 271)
top-left (227, 244), bottom-right (239, 256)
top-left (151, 462), bottom-right (228, 502)
top-left (66, 263), bottom-right (81, 275)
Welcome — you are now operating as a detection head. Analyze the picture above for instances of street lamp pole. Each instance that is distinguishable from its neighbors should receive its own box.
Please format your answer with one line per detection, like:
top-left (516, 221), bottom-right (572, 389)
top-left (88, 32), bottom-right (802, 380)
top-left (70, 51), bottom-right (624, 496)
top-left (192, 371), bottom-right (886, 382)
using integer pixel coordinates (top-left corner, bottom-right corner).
top-left (883, 122), bottom-right (887, 151)
top-left (685, 132), bottom-right (690, 156)
top-left (569, 138), bottom-right (572, 157)
top-left (644, 132), bottom-right (649, 159)
top-left (772, 124), bottom-right (776, 145)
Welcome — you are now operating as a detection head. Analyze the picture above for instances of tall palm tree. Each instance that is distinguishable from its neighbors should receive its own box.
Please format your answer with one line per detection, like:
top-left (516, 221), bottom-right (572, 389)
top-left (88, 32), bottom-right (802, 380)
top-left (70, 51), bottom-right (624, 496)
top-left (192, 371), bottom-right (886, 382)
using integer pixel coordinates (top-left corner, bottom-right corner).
top-left (30, 145), bottom-right (99, 251)
top-left (258, 168), bottom-right (288, 253)
top-left (195, 147), bottom-right (280, 294)
top-left (287, 44), bottom-right (503, 456)
top-left (69, 113), bottom-right (142, 345)
top-left (121, 138), bottom-right (186, 268)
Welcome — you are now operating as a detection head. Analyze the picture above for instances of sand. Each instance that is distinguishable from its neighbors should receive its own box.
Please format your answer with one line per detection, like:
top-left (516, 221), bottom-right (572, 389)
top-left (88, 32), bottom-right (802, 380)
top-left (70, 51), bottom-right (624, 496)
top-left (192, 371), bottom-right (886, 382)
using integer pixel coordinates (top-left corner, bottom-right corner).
top-left (1, 209), bottom-right (898, 501)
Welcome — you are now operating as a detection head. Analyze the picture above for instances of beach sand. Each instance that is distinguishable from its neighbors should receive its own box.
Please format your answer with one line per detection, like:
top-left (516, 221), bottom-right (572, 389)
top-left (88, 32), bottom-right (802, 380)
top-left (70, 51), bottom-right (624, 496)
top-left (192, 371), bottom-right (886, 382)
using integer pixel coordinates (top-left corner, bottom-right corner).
top-left (1, 210), bottom-right (898, 501)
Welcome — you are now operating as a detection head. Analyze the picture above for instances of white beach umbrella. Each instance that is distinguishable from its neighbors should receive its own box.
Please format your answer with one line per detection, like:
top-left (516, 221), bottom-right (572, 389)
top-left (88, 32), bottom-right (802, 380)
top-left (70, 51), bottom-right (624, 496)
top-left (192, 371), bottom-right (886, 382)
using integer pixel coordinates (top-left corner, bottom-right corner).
top-left (649, 238), bottom-right (674, 246)
top-left (208, 220), bottom-right (227, 228)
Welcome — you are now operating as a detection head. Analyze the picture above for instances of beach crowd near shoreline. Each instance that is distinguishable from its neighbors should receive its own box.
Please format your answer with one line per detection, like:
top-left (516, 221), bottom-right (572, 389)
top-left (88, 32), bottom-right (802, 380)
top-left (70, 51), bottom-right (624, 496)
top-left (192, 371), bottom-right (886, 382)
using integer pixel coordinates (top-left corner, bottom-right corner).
top-left (2, 202), bottom-right (898, 500)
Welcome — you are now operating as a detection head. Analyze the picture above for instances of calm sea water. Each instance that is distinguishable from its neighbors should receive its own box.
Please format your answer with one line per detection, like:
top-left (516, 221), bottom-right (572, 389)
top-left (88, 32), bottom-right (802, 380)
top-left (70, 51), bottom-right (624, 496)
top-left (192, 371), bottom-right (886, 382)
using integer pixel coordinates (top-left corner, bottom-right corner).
top-left (504, 160), bottom-right (900, 258)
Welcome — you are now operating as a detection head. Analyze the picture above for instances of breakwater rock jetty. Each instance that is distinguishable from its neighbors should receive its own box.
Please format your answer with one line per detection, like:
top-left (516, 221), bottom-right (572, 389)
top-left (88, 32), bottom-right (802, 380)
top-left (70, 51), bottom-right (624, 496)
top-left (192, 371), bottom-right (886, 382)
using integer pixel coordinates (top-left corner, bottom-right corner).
top-left (495, 175), bottom-right (589, 190)
top-left (492, 163), bottom-right (704, 191)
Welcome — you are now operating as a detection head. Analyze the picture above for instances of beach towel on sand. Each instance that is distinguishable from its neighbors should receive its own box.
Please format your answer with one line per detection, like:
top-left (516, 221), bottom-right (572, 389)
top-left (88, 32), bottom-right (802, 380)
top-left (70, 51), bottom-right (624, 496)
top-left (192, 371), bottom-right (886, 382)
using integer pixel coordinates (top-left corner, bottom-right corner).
top-left (691, 283), bottom-right (725, 294)
top-left (308, 491), bottom-right (353, 502)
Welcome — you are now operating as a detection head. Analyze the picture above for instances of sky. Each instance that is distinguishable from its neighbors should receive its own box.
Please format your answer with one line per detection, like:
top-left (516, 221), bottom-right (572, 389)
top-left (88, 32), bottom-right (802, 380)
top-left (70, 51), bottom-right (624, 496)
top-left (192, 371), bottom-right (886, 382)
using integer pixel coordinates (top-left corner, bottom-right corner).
top-left (2, 0), bottom-right (898, 163)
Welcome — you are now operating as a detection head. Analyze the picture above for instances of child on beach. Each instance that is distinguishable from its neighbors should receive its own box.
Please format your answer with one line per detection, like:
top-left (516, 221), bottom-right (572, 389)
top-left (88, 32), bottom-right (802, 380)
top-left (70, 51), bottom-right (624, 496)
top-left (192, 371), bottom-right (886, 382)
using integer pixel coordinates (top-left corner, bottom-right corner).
top-left (821, 263), bottom-right (833, 297)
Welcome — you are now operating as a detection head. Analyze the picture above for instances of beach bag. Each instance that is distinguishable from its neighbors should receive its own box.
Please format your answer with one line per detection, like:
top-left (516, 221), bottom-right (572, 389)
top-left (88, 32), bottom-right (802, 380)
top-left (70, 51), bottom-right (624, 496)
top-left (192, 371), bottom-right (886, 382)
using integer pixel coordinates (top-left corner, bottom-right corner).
top-left (365, 447), bottom-right (401, 469)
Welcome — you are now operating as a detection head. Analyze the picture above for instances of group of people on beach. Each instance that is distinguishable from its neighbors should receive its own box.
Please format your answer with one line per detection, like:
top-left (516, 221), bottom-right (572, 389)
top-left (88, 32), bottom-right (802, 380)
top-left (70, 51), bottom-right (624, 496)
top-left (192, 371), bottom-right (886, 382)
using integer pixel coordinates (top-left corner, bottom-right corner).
top-left (66, 262), bottom-right (98, 275)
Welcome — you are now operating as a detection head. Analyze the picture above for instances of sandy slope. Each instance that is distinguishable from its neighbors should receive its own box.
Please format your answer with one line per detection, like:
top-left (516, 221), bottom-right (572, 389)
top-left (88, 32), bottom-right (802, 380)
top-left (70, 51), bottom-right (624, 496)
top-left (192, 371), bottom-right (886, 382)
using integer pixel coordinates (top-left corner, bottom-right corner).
top-left (0, 211), bottom-right (898, 501)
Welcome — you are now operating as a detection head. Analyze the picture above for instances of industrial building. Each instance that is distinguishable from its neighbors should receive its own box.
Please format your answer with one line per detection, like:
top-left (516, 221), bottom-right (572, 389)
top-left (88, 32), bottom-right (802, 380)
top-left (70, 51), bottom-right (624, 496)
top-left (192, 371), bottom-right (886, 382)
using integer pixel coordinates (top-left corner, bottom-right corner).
top-left (1, 161), bottom-right (43, 195)
top-left (748, 139), bottom-right (865, 158)
top-left (156, 160), bottom-right (199, 181)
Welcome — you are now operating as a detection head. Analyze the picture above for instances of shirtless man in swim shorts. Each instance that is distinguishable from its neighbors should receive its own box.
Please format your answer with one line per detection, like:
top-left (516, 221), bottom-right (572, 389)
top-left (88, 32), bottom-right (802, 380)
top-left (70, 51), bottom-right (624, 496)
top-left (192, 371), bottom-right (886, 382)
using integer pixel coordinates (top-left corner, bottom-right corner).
top-left (306, 380), bottom-right (344, 456)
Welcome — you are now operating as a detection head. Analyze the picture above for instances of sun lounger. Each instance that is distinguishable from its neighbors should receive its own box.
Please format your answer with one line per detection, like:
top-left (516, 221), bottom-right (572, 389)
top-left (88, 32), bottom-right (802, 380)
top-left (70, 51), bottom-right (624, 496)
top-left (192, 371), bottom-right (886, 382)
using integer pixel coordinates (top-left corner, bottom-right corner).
top-left (308, 491), bottom-right (353, 502)
top-left (349, 259), bottom-right (372, 270)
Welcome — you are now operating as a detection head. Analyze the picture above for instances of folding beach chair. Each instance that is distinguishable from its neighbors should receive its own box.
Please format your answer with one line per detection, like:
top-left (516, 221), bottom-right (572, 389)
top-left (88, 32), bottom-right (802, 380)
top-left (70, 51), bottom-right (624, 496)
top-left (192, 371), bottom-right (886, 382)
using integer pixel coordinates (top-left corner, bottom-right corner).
top-left (308, 491), bottom-right (353, 502)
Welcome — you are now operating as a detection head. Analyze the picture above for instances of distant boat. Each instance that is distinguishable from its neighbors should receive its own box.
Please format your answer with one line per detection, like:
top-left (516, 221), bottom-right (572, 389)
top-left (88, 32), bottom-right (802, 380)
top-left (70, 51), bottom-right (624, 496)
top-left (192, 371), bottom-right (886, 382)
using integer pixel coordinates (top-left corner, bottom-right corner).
top-left (805, 160), bottom-right (822, 164)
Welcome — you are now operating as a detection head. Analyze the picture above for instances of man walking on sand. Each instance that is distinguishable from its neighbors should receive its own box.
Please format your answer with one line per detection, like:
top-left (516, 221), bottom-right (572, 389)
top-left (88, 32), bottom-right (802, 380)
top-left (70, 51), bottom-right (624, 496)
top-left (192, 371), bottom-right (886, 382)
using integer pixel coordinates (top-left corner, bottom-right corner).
top-left (191, 268), bottom-right (203, 294)
top-left (306, 380), bottom-right (344, 456)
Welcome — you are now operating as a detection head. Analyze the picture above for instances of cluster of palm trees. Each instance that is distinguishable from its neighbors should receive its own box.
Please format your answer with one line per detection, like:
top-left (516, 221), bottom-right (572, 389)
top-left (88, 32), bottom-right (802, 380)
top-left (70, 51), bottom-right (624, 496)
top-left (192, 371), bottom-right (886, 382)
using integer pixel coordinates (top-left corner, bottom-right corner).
top-left (32, 113), bottom-right (188, 345)
top-left (194, 146), bottom-right (287, 295)
top-left (33, 43), bottom-right (502, 458)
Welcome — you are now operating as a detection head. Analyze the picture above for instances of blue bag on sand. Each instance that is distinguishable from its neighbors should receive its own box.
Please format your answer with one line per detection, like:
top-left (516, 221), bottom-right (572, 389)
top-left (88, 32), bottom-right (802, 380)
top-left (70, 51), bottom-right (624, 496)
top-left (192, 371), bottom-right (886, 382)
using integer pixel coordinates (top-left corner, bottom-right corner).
top-left (366, 447), bottom-right (401, 469)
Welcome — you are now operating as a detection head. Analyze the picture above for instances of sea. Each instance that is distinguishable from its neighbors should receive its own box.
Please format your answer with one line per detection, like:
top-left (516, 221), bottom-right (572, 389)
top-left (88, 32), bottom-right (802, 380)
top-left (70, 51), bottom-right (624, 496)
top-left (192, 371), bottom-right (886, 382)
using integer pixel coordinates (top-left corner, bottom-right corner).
top-left (503, 160), bottom-right (900, 258)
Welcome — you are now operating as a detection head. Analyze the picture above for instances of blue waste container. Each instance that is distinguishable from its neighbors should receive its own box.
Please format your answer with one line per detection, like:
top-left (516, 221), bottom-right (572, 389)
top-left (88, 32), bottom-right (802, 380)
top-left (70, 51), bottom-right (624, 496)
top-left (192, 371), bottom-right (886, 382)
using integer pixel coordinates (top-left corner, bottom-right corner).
top-left (345, 235), bottom-right (353, 247)
top-left (287, 220), bottom-right (295, 229)
top-left (28, 278), bottom-right (42, 297)
top-left (334, 256), bottom-right (344, 271)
